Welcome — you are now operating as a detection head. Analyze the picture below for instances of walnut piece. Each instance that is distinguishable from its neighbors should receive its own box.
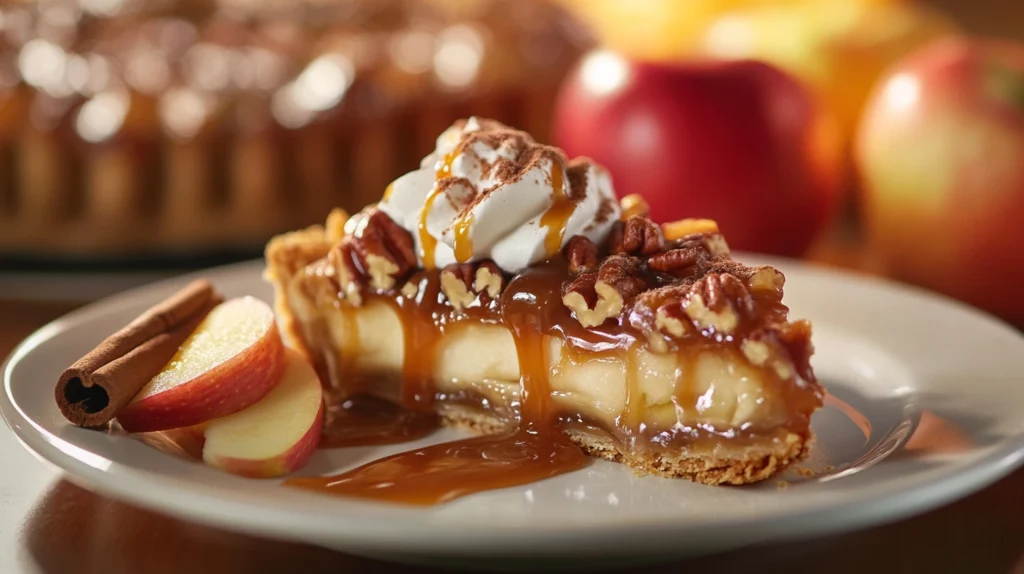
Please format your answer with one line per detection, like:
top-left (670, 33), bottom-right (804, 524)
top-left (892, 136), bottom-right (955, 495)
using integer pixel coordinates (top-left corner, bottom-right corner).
top-left (562, 255), bottom-right (646, 327)
top-left (608, 216), bottom-right (665, 256)
top-left (474, 261), bottom-right (505, 299)
top-left (564, 235), bottom-right (598, 274)
top-left (441, 261), bottom-right (505, 310)
top-left (655, 302), bottom-right (689, 338)
top-left (400, 281), bottom-right (419, 299)
top-left (748, 267), bottom-right (785, 292)
top-left (441, 264), bottom-right (476, 310)
top-left (682, 273), bottom-right (753, 335)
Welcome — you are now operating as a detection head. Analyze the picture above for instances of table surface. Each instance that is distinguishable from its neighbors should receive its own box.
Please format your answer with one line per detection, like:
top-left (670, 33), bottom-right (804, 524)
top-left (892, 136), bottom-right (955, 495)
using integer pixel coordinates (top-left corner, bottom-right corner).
top-left (2, 284), bottom-right (1023, 573)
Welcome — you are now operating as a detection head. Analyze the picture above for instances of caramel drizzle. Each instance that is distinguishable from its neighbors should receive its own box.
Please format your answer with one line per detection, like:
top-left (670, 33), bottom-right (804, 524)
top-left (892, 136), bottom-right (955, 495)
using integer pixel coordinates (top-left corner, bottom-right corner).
top-left (416, 151), bottom-right (459, 270)
top-left (453, 211), bottom-right (474, 263)
top-left (538, 159), bottom-right (571, 258)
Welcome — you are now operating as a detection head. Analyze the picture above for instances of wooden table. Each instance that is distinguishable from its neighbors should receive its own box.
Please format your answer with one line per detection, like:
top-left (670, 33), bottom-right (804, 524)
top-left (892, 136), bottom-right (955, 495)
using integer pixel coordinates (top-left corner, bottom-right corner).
top-left (1, 296), bottom-right (1022, 574)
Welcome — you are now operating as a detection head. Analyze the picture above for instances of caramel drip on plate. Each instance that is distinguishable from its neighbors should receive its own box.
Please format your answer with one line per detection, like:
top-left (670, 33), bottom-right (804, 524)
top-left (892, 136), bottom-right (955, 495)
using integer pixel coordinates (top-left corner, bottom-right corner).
top-left (539, 159), bottom-right (571, 258)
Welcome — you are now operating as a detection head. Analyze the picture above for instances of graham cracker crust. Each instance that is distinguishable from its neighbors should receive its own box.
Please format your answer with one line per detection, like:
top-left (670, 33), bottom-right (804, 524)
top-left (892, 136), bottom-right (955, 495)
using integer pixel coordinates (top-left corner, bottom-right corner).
top-left (436, 404), bottom-right (811, 486)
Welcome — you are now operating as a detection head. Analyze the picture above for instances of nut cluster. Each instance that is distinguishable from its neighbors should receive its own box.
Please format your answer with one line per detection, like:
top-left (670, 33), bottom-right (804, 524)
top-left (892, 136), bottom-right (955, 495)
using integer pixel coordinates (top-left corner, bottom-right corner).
top-left (559, 209), bottom-right (774, 341)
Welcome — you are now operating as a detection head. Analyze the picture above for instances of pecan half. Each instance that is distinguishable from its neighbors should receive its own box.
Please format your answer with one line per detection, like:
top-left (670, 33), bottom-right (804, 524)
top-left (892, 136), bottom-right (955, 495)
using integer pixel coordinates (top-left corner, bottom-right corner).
top-left (347, 208), bottom-right (416, 291)
top-left (562, 255), bottom-right (646, 327)
top-left (682, 272), bottom-right (753, 335)
top-left (648, 244), bottom-right (708, 278)
top-left (564, 235), bottom-right (598, 274)
top-left (608, 216), bottom-right (664, 256)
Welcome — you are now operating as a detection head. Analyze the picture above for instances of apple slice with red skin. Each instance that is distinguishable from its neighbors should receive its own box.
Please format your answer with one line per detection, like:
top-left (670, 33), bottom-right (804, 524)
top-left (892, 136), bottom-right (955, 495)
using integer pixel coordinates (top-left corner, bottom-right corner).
top-left (202, 348), bottom-right (324, 478)
top-left (118, 297), bottom-right (284, 433)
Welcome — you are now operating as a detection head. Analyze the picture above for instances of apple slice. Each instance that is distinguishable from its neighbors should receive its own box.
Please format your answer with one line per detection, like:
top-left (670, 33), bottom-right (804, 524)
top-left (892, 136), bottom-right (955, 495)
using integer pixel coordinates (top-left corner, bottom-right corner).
top-left (202, 348), bottom-right (324, 478)
top-left (118, 296), bottom-right (284, 433)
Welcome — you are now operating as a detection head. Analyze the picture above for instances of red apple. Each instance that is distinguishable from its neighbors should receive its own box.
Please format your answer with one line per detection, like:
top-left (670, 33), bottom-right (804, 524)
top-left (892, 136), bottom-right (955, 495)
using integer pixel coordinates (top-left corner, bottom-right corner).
top-left (553, 50), bottom-right (843, 257)
top-left (856, 36), bottom-right (1024, 324)
top-left (202, 348), bottom-right (324, 478)
top-left (117, 297), bottom-right (285, 433)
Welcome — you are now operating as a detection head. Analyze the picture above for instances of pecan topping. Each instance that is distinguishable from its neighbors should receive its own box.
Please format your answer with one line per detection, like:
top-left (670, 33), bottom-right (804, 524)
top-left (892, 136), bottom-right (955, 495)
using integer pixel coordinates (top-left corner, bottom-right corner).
top-left (648, 244), bottom-right (708, 277)
top-left (608, 216), bottom-right (664, 256)
top-left (564, 235), bottom-right (598, 274)
top-left (682, 272), bottom-right (753, 335)
top-left (562, 255), bottom-right (646, 327)
top-left (346, 208), bottom-right (417, 291)
top-left (441, 261), bottom-right (505, 310)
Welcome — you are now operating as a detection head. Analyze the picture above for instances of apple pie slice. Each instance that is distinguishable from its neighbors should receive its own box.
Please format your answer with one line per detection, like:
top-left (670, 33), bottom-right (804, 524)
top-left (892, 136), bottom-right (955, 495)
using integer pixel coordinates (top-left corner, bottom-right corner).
top-left (265, 117), bottom-right (823, 486)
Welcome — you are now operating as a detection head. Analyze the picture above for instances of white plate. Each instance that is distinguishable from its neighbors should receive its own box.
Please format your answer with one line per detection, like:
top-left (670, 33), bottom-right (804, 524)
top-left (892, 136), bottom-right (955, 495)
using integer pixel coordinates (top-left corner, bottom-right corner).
top-left (3, 257), bottom-right (1024, 570)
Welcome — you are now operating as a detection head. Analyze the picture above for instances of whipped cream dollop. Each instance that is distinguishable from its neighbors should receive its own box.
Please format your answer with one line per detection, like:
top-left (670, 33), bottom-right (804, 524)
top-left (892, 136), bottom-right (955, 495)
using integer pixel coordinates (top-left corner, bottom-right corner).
top-left (378, 117), bottom-right (621, 274)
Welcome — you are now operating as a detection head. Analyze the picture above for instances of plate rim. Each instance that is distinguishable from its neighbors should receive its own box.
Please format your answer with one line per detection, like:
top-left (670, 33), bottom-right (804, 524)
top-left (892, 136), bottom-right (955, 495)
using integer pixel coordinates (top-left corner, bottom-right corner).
top-left (3, 256), bottom-right (1024, 555)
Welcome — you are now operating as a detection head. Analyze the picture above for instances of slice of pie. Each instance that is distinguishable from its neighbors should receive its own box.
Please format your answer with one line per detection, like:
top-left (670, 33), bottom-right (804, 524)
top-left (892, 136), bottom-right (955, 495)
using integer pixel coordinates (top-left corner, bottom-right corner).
top-left (265, 117), bottom-right (823, 486)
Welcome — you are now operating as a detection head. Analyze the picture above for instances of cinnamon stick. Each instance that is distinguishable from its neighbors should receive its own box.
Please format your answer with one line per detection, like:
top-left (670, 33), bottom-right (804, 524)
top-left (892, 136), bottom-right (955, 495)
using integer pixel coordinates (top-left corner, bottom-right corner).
top-left (55, 279), bottom-right (223, 428)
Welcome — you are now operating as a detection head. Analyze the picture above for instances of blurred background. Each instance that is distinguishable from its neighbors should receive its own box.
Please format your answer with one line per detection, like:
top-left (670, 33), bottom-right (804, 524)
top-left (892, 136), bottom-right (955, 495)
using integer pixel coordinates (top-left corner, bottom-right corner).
top-left (0, 0), bottom-right (1022, 326)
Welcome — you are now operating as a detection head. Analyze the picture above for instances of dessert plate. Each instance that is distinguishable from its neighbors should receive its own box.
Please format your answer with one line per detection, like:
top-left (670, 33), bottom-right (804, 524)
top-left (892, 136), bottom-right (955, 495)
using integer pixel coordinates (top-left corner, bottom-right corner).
top-left (3, 256), bottom-right (1024, 570)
